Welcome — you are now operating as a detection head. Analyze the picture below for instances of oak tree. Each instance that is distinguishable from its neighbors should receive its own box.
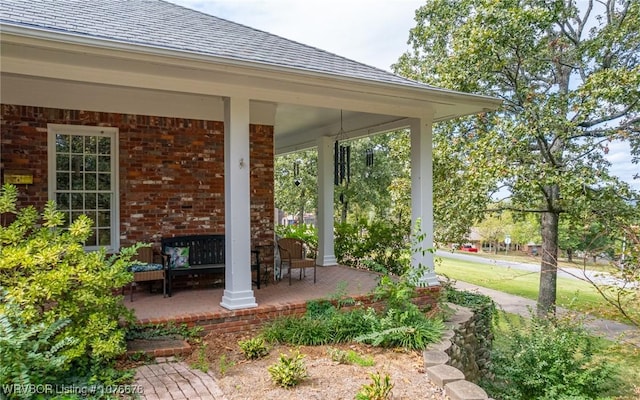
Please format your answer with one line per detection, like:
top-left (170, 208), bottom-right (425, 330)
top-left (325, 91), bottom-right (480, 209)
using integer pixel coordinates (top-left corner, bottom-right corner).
top-left (394, 0), bottom-right (640, 315)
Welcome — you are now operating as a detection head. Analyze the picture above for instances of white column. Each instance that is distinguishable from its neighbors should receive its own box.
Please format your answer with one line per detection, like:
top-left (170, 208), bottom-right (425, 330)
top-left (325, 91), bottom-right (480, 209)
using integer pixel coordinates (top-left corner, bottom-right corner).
top-left (317, 136), bottom-right (337, 266)
top-left (410, 117), bottom-right (439, 286)
top-left (221, 97), bottom-right (257, 309)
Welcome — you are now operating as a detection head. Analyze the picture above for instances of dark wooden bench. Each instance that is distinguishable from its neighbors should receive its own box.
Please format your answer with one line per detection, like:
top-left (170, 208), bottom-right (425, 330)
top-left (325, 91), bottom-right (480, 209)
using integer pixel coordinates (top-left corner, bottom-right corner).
top-left (161, 234), bottom-right (261, 297)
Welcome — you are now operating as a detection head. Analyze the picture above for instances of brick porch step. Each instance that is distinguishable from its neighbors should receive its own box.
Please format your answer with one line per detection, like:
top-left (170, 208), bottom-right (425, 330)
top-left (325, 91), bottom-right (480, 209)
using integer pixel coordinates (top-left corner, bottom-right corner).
top-left (127, 338), bottom-right (192, 357)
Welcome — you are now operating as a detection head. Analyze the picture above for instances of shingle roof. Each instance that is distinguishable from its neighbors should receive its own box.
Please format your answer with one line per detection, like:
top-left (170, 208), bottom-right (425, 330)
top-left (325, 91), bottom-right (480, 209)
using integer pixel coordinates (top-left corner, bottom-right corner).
top-left (0, 0), bottom-right (428, 89)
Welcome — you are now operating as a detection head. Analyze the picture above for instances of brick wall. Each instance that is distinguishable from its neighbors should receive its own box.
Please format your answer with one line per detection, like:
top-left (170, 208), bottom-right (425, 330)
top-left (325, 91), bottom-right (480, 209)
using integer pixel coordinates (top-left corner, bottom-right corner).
top-left (0, 104), bottom-right (274, 250)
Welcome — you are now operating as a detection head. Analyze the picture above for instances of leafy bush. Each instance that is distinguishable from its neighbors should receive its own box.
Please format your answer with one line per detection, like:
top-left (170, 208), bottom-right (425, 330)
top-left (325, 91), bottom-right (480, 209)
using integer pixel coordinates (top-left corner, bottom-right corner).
top-left (334, 219), bottom-right (410, 275)
top-left (268, 350), bottom-right (308, 388)
top-left (355, 372), bottom-right (394, 400)
top-left (0, 184), bottom-right (136, 388)
top-left (238, 337), bottom-right (269, 360)
top-left (0, 293), bottom-right (77, 393)
top-left (484, 314), bottom-right (619, 400)
top-left (275, 223), bottom-right (317, 249)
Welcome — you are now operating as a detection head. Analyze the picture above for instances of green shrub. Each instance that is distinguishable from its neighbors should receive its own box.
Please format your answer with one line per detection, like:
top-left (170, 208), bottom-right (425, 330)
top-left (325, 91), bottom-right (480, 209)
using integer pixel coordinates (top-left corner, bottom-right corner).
top-left (238, 337), bottom-right (269, 360)
top-left (484, 314), bottom-right (619, 400)
top-left (275, 224), bottom-right (317, 249)
top-left (268, 350), bottom-right (308, 388)
top-left (355, 372), bottom-right (394, 400)
top-left (0, 293), bottom-right (77, 393)
top-left (0, 184), bottom-right (136, 387)
top-left (334, 219), bottom-right (410, 275)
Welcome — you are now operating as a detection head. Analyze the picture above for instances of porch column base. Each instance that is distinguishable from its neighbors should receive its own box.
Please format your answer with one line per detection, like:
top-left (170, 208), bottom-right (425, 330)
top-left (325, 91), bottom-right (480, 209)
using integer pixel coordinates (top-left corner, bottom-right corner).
top-left (418, 271), bottom-right (440, 287)
top-left (318, 255), bottom-right (338, 266)
top-left (220, 290), bottom-right (257, 310)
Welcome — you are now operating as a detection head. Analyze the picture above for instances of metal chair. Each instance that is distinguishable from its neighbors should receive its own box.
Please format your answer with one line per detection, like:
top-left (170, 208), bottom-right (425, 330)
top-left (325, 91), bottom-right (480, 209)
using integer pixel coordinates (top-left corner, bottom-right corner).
top-left (277, 237), bottom-right (317, 285)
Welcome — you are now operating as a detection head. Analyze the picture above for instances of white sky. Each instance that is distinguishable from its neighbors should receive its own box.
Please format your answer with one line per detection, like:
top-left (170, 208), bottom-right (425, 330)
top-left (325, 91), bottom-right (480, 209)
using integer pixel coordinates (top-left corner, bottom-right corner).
top-left (167, 0), bottom-right (638, 191)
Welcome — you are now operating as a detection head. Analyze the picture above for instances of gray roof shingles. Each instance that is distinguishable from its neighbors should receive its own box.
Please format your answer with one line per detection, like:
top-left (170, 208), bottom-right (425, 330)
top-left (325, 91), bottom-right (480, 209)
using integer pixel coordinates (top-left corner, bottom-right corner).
top-left (0, 0), bottom-right (429, 89)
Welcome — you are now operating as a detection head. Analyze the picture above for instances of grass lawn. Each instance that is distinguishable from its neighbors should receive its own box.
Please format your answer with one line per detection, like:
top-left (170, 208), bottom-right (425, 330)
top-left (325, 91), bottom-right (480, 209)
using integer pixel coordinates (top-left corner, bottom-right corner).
top-left (436, 257), bottom-right (635, 324)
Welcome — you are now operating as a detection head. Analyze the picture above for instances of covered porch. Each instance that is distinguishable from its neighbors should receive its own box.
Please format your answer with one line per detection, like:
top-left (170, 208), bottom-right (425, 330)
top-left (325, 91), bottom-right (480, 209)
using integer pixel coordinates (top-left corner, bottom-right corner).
top-left (124, 266), bottom-right (440, 334)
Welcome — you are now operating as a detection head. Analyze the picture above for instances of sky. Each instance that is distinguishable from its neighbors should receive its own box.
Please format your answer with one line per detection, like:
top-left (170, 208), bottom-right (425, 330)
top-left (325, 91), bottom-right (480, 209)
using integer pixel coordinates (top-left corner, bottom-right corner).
top-left (167, 0), bottom-right (638, 191)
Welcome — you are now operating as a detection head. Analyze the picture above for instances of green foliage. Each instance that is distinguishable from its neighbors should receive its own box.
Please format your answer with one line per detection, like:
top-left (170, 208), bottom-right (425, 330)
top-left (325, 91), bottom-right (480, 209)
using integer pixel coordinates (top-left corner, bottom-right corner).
top-left (355, 372), bottom-right (394, 400)
top-left (218, 354), bottom-right (235, 376)
top-left (0, 293), bottom-right (77, 393)
top-left (0, 184), bottom-right (136, 386)
top-left (125, 322), bottom-right (203, 343)
top-left (267, 350), bottom-right (308, 388)
top-left (327, 347), bottom-right (375, 367)
top-left (395, 0), bottom-right (640, 313)
top-left (191, 343), bottom-right (209, 373)
top-left (484, 314), bottom-right (619, 400)
top-left (238, 337), bottom-right (270, 360)
top-left (276, 223), bottom-right (318, 250)
top-left (334, 219), bottom-right (411, 276)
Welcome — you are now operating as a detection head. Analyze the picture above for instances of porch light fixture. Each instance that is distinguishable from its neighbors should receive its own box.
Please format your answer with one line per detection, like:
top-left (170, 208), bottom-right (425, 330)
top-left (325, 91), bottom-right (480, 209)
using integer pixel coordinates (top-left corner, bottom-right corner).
top-left (334, 110), bottom-right (351, 186)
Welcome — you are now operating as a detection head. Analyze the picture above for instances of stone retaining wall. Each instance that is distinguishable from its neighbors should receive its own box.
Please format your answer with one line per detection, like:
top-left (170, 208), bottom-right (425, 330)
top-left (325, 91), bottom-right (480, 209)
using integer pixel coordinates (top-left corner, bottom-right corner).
top-left (423, 303), bottom-right (493, 400)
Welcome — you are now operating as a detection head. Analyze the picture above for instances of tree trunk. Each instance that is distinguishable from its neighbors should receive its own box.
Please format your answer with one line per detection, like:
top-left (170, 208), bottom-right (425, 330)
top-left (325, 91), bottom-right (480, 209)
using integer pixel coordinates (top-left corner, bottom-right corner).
top-left (538, 209), bottom-right (559, 317)
top-left (567, 248), bottom-right (573, 262)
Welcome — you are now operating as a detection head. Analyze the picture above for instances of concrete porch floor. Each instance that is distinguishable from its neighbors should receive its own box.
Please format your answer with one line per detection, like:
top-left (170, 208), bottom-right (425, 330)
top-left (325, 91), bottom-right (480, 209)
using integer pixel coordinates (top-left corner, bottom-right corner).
top-left (124, 265), bottom-right (382, 323)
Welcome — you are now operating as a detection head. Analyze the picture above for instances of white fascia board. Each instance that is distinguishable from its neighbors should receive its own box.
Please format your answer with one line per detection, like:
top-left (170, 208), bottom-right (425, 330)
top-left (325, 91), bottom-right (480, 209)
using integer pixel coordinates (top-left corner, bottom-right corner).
top-left (0, 25), bottom-right (502, 118)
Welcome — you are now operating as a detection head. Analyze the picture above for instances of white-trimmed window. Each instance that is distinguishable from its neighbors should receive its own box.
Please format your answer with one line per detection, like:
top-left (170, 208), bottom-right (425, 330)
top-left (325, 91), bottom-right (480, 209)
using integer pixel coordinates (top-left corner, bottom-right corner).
top-left (48, 124), bottom-right (119, 251)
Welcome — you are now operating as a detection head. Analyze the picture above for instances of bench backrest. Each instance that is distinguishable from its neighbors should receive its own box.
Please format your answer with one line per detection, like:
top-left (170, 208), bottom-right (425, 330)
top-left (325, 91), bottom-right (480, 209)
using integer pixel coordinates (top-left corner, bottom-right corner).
top-left (161, 234), bottom-right (225, 266)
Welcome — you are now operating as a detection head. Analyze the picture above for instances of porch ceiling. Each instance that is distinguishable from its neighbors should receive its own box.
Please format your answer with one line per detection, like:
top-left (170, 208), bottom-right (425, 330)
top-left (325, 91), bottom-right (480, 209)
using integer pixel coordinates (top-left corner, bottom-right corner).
top-left (0, 27), bottom-right (501, 154)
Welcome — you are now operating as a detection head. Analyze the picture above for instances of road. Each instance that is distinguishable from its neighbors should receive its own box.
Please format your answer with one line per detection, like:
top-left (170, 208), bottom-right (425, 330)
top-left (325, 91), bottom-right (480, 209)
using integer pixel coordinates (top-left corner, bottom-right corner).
top-left (434, 249), bottom-right (629, 287)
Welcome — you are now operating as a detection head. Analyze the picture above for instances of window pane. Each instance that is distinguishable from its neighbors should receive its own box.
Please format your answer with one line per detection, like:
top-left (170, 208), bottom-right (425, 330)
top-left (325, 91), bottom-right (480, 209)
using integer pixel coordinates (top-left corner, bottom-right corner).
top-left (71, 193), bottom-right (84, 210)
top-left (57, 172), bottom-right (70, 190)
top-left (85, 173), bottom-right (97, 190)
top-left (98, 211), bottom-right (110, 227)
top-left (84, 136), bottom-right (97, 154)
top-left (86, 211), bottom-right (97, 226)
top-left (98, 156), bottom-right (111, 172)
top-left (98, 229), bottom-right (111, 246)
top-left (56, 134), bottom-right (70, 152)
top-left (85, 193), bottom-right (96, 209)
top-left (86, 230), bottom-right (97, 247)
top-left (56, 193), bottom-right (69, 209)
top-left (71, 155), bottom-right (83, 174)
top-left (72, 173), bottom-right (84, 190)
top-left (56, 154), bottom-right (69, 171)
top-left (98, 137), bottom-right (111, 155)
top-left (98, 174), bottom-right (111, 191)
top-left (84, 155), bottom-right (97, 171)
top-left (71, 135), bottom-right (83, 153)
top-left (98, 193), bottom-right (110, 210)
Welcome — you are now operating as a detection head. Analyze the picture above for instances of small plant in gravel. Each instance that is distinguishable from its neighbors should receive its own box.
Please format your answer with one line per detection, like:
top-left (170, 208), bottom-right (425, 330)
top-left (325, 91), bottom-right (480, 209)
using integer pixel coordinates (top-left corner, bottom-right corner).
top-left (355, 372), bottom-right (394, 400)
top-left (327, 347), bottom-right (375, 367)
top-left (218, 354), bottom-right (235, 376)
top-left (268, 350), bottom-right (308, 388)
top-left (190, 343), bottom-right (209, 373)
top-left (238, 336), bottom-right (269, 360)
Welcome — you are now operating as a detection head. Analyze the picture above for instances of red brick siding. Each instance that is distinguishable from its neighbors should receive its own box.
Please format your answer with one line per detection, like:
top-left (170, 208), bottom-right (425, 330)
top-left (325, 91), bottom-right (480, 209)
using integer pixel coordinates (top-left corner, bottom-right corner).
top-left (1, 104), bottom-right (274, 250)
